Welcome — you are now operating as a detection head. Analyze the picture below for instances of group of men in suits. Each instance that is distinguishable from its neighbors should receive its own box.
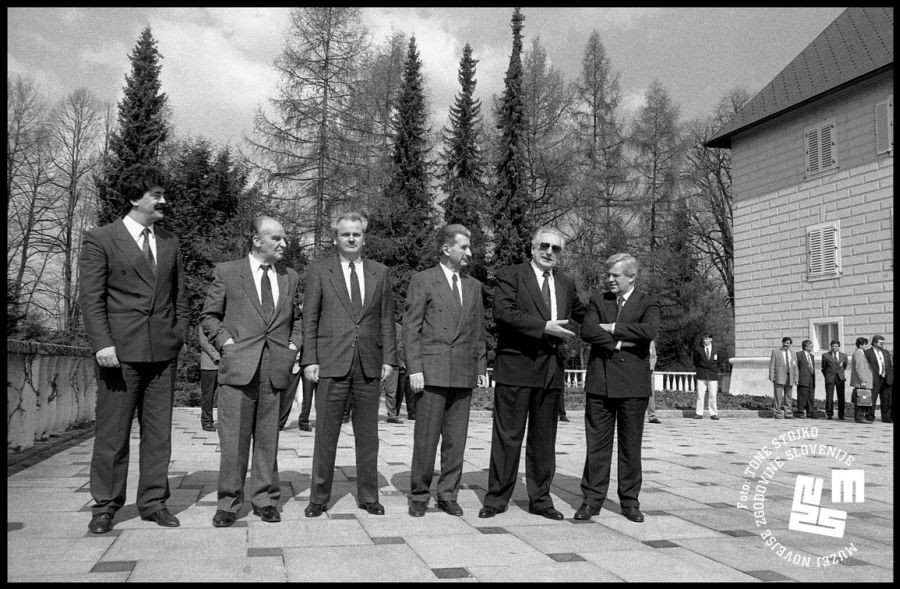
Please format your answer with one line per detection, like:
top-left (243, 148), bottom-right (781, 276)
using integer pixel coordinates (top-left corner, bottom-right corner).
top-left (78, 164), bottom-right (660, 533)
top-left (769, 335), bottom-right (892, 423)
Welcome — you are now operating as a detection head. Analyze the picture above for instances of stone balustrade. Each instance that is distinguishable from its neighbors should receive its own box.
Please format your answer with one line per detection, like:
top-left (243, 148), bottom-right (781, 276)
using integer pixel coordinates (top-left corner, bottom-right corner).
top-left (7, 339), bottom-right (97, 452)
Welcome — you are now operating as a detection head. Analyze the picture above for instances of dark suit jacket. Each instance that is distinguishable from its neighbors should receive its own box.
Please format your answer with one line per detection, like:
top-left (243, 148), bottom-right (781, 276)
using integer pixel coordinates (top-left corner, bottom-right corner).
top-left (492, 263), bottom-right (587, 389)
top-left (200, 257), bottom-right (303, 390)
top-left (796, 351), bottom-right (817, 387)
top-left (865, 347), bottom-right (894, 386)
top-left (692, 344), bottom-right (723, 380)
top-left (78, 218), bottom-right (188, 362)
top-left (403, 265), bottom-right (487, 389)
top-left (300, 256), bottom-right (398, 378)
top-left (821, 351), bottom-right (847, 383)
top-left (581, 290), bottom-right (659, 398)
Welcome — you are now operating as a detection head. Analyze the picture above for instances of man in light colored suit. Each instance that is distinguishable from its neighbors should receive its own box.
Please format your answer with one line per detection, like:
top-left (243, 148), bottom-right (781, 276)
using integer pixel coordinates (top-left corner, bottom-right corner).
top-left (849, 337), bottom-right (873, 424)
top-left (821, 340), bottom-right (848, 420)
top-left (796, 340), bottom-right (817, 419)
top-left (198, 324), bottom-right (220, 431)
top-left (576, 253), bottom-right (659, 523)
top-left (768, 337), bottom-right (798, 419)
top-left (864, 335), bottom-right (893, 423)
top-left (405, 225), bottom-right (487, 518)
top-left (200, 216), bottom-right (303, 527)
top-left (302, 210), bottom-right (397, 517)
top-left (78, 164), bottom-right (189, 534)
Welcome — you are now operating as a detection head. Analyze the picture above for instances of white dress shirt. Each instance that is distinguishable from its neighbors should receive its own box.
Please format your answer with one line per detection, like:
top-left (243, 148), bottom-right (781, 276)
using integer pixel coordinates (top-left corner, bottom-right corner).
top-left (530, 261), bottom-right (556, 319)
top-left (248, 253), bottom-right (279, 307)
top-left (439, 262), bottom-right (463, 307)
top-left (339, 255), bottom-right (365, 306)
top-left (123, 214), bottom-right (157, 260)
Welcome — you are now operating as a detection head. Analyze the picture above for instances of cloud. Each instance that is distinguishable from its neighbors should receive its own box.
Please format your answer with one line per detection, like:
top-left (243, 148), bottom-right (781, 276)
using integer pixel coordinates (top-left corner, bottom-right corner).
top-left (80, 40), bottom-right (131, 72)
top-left (6, 55), bottom-right (65, 101)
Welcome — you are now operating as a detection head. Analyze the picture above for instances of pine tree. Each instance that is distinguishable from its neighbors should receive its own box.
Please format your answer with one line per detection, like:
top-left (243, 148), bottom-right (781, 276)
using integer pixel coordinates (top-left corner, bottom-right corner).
top-left (367, 36), bottom-right (436, 317)
top-left (440, 42), bottom-right (487, 280)
top-left (95, 26), bottom-right (169, 225)
top-left (490, 8), bottom-right (532, 270)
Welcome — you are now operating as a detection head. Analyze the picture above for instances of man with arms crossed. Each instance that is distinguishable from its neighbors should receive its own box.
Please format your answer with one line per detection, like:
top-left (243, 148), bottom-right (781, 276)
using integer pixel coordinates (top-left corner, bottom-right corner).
top-left (302, 211), bottom-right (397, 517)
top-left (576, 253), bottom-right (659, 523)
top-left (479, 226), bottom-right (586, 521)
top-left (405, 225), bottom-right (487, 517)
top-left (78, 164), bottom-right (189, 534)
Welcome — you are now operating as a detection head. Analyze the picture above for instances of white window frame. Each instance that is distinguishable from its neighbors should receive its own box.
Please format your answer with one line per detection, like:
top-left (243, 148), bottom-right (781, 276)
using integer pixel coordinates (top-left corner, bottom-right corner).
top-left (809, 317), bottom-right (844, 354)
top-left (805, 119), bottom-right (837, 177)
top-left (875, 96), bottom-right (894, 155)
top-left (807, 221), bottom-right (841, 280)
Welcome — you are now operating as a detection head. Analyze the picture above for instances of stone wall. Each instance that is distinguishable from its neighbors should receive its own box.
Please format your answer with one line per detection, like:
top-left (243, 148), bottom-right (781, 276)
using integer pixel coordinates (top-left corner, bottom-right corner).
top-left (7, 340), bottom-right (96, 452)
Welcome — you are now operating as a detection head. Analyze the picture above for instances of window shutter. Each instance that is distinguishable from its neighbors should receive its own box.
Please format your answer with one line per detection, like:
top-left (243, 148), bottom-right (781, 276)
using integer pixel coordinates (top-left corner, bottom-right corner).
top-left (805, 120), bottom-right (836, 176)
top-left (875, 97), bottom-right (893, 155)
top-left (806, 127), bottom-right (820, 174)
top-left (807, 222), bottom-right (841, 279)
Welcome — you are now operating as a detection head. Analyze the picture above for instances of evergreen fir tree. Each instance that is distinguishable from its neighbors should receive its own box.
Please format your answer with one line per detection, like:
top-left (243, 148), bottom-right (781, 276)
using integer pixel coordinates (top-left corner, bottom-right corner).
top-left (95, 26), bottom-right (169, 225)
top-left (440, 43), bottom-right (487, 280)
top-left (490, 8), bottom-right (532, 271)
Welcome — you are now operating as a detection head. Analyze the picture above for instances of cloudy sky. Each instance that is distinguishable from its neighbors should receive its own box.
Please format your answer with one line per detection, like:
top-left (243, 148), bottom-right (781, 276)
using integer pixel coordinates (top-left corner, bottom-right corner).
top-left (8, 7), bottom-right (847, 148)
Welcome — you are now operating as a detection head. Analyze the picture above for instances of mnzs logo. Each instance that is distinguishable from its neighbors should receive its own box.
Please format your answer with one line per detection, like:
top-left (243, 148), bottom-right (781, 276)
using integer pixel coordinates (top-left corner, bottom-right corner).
top-left (788, 471), bottom-right (865, 538)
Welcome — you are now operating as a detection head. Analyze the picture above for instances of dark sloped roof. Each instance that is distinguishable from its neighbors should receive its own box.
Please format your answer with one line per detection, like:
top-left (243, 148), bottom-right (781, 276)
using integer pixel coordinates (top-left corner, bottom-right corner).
top-left (706, 6), bottom-right (894, 148)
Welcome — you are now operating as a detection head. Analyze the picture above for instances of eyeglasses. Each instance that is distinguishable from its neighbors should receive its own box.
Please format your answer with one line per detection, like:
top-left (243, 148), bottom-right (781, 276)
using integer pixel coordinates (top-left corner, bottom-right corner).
top-left (537, 242), bottom-right (562, 254)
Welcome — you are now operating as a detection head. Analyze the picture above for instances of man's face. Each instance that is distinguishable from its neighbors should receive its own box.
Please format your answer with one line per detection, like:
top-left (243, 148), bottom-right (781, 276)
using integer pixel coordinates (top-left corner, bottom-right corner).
top-left (781, 340), bottom-right (792, 351)
top-left (606, 261), bottom-right (635, 295)
top-left (444, 233), bottom-right (472, 271)
top-left (803, 342), bottom-right (813, 352)
top-left (335, 219), bottom-right (365, 259)
top-left (254, 219), bottom-right (286, 264)
top-left (131, 185), bottom-right (166, 224)
top-left (830, 343), bottom-right (841, 354)
top-left (531, 232), bottom-right (563, 271)
top-left (873, 338), bottom-right (885, 350)
top-left (703, 337), bottom-right (713, 347)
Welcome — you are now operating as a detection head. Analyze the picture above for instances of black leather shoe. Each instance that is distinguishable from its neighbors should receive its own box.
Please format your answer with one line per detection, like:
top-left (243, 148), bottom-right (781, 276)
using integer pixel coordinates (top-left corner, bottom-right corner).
top-left (558, 415), bottom-right (569, 422)
top-left (711, 415), bottom-right (720, 421)
top-left (530, 506), bottom-right (564, 521)
top-left (358, 501), bottom-right (385, 515)
top-left (305, 503), bottom-right (327, 517)
top-left (212, 510), bottom-right (236, 527)
top-left (89, 513), bottom-right (113, 534)
top-left (201, 423), bottom-right (216, 432)
top-left (298, 423), bottom-right (312, 431)
top-left (478, 505), bottom-right (507, 518)
top-left (573, 504), bottom-right (601, 521)
top-left (253, 505), bottom-right (281, 523)
top-left (622, 506), bottom-right (644, 522)
top-left (387, 417), bottom-right (402, 424)
top-left (409, 501), bottom-right (427, 517)
top-left (826, 415), bottom-right (833, 420)
top-left (648, 418), bottom-right (661, 424)
top-left (141, 508), bottom-right (180, 527)
top-left (342, 416), bottom-right (351, 423)
top-left (437, 500), bottom-right (463, 516)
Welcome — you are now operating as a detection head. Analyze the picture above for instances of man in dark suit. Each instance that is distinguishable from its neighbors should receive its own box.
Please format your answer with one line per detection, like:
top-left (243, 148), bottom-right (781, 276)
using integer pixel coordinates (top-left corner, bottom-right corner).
top-left (796, 340), bottom-right (817, 419)
top-left (201, 216), bottom-right (303, 527)
top-left (78, 164), bottom-right (189, 534)
top-left (198, 324), bottom-right (220, 431)
top-left (405, 225), bottom-right (487, 518)
top-left (821, 340), bottom-right (848, 420)
top-left (302, 210), bottom-right (397, 517)
top-left (691, 333), bottom-right (722, 420)
top-left (865, 335), bottom-right (893, 423)
top-left (479, 226), bottom-right (587, 521)
top-left (384, 322), bottom-right (416, 424)
top-left (575, 253), bottom-right (659, 523)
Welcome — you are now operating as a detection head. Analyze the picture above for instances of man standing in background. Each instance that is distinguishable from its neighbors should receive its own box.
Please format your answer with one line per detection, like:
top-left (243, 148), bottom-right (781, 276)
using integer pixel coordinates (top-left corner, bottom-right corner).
top-left (692, 333), bottom-right (721, 420)
top-left (768, 337), bottom-right (798, 419)
top-left (821, 340), bottom-right (847, 420)
top-left (796, 340), bottom-right (817, 418)
top-left (198, 325), bottom-right (219, 431)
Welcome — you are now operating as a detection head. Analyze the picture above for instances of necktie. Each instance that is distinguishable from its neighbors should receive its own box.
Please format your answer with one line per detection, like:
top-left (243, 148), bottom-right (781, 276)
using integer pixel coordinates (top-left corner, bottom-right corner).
top-left (260, 264), bottom-right (274, 320)
top-left (541, 271), bottom-right (552, 315)
top-left (706, 346), bottom-right (711, 360)
top-left (141, 228), bottom-right (157, 276)
top-left (349, 261), bottom-right (362, 315)
top-left (616, 295), bottom-right (624, 320)
top-left (451, 273), bottom-right (462, 311)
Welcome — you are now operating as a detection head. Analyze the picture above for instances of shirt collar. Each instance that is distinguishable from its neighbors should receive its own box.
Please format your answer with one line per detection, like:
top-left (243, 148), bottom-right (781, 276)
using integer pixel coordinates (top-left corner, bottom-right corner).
top-left (530, 261), bottom-right (552, 280)
top-left (248, 253), bottom-right (272, 273)
top-left (339, 254), bottom-right (361, 268)
top-left (123, 214), bottom-right (153, 240)
top-left (619, 287), bottom-right (634, 302)
top-left (439, 262), bottom-right (460, 284)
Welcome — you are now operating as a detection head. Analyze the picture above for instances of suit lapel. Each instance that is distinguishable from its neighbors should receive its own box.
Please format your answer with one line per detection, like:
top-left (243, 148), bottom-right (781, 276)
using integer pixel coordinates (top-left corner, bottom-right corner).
top-left (111, 219), bottom-right (156, 289)
top-left (271, 264), bottom-right (289, 325)
top-left (328, 257), bottom-right (354, 317)
top-left (240, 258), bottom-right (266, 322)
top-left (432, 266), bottom-right (460, 323)
top-left (523, 264), bottom-right (550, 320)
top-left (360, 259), bottom-right (378, 318)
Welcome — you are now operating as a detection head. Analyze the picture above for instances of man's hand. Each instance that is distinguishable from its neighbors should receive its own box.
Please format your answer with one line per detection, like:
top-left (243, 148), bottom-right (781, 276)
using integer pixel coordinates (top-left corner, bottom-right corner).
top-left (544, 319), bottom-right (575, 339)
top-left (95, 346), bottom-right (119, 368)
top-left (223, 338), bottom-right (235, 347)
top-left (477, 374), bottom-right (488, 388)
top-left (304, 364), bottom-right (320, 383)
top-left (409, 372), bottom-right (425, 393)
top-left (381, 364), bottom-right (393, 381)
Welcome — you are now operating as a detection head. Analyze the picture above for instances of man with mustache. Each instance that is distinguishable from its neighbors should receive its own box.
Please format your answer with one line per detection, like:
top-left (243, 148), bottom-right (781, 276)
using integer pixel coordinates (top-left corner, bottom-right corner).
top-left (201, 216), bottom-right (303, 527)
top-left (78, 164), bottom-right (189, 534)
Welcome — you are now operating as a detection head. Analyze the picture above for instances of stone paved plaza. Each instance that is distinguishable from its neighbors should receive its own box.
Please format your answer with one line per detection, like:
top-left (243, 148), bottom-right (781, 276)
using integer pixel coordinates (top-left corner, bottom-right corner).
top-left (7, 406), bottom-right (894, 582)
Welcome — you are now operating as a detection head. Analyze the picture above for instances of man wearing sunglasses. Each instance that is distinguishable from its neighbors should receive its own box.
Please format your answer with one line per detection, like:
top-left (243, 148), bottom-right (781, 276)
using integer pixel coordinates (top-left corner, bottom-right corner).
top-left (479, 227), bottom-right (587, 521)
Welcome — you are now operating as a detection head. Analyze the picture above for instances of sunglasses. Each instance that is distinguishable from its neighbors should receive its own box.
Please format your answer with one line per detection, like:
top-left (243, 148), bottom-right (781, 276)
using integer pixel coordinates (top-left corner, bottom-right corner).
top-left (537, 242), bottom-right (562, 254)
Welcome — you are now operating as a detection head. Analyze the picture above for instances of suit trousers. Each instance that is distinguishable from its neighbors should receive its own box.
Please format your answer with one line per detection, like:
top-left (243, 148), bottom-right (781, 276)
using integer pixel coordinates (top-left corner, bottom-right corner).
top-left (90, 360), bottom-right (176, 517)
top-left (409, 386), bottom-right (472, 503)
top-left (867, 376), bottom-right (892, 421)
top-left (773, 383), bottom-right (794, 415)
top-left (581, 394), bottom-right (648, 509)
top-left (309, 350), bottom-right (381, 505)
top-left (200, 369), bottom-right (218, 426)
top-left (484, 384), bottom-right (560, 512)
top-left (695, 379), bottom-right (718, 417)
top-left (216, 346), bottom-right (281, 512)
top-left (825, 381), bottom-right (846, 418)
top-left (279, 371), bottom-right (318, 428)
top-left (384, 368), bottom-right (416, 418)
top-left (797, 382), bottom-right (816, 416)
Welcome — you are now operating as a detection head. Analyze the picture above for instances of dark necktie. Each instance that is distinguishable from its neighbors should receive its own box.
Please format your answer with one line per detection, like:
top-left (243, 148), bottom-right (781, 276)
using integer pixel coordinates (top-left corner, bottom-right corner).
top-left (616, 295), bottom-right (624, 320)
top-left (541, 271), bottom-right (551, 315)
top-left (141, 228), bottom-right (157, 276)
top-left (452, 273), bottom-right (462, 312)
top-left (349, 261), bottom-right (362, 315)
top-left (260, 264), bottom-right (274, 320)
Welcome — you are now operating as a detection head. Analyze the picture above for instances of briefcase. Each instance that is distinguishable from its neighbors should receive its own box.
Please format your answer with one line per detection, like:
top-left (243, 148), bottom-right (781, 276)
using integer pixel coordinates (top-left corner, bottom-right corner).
top-left (855, 388), bottom-right (872, 407)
